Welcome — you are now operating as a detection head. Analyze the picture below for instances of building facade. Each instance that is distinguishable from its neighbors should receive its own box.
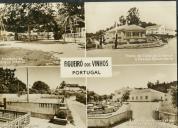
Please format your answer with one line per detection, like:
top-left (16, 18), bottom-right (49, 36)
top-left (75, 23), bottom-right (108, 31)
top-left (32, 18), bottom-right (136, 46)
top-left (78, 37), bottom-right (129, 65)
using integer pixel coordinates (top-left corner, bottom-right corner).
top-left (104, 24), bottom-right (146, 44)
top-left (128, 88), bottom-right (166, 102)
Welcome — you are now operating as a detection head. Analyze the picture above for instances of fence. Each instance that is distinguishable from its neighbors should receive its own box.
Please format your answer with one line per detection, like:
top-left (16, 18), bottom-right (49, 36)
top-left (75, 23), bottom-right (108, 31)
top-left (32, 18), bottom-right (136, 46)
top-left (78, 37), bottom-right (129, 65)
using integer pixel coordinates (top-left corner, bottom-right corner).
top-left (0, 109), bottom-right (30, 128)
top-left (63, 32), bottom-right (85, 43)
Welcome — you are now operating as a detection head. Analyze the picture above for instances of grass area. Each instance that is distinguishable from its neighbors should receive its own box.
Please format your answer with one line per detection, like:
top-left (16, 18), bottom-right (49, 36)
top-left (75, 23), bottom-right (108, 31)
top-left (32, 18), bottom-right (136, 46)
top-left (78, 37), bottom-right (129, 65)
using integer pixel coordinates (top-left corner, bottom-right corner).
top-left (0, 48), bottom-right (60, 66)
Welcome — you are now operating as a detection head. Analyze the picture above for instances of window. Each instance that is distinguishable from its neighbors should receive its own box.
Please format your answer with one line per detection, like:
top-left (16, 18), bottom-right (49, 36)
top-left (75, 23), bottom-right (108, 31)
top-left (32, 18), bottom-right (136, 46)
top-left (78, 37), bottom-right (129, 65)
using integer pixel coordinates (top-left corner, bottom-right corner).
top-left (126, 32), bottom-right (131, 37)
top-left (145, 96), bottom-right (148, 100)
top-left (132, 97), bottom-right (134, 100)
top-left (136, 96), bottom-right (138, 100)
top-left (133, 32), bottom-right (139, 37)
top-left (140, 96), bottom-right (142, 100)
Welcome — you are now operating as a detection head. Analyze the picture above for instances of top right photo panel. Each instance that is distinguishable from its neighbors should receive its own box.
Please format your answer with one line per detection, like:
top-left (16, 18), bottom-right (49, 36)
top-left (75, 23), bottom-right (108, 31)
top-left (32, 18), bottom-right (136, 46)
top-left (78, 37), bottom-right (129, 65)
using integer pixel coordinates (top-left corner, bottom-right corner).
top-left (85, 1), bottom-right (176, 65)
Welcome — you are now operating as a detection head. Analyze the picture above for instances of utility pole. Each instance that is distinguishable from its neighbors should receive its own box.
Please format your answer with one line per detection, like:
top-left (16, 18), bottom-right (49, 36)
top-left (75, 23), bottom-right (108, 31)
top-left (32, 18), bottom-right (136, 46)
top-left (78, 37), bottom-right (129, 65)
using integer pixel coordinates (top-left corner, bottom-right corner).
top-left (27, 67), bottom-right (29, 102)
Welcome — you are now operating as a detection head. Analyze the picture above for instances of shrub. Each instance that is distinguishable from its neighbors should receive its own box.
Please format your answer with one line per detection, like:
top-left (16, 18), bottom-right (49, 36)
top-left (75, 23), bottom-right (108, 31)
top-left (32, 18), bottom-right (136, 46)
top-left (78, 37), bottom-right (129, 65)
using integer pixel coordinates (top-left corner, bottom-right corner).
top-left (76, 93), bottom-right (86, 105)
top-left (56, 110), bottom-right (67, 119)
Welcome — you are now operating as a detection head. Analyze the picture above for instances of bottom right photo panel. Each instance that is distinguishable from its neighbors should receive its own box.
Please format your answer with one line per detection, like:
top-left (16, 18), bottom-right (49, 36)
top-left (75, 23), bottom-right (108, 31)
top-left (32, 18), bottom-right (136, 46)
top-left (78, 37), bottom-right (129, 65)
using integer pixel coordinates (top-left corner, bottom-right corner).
top-left (87, 65), bottom-right (177, 128)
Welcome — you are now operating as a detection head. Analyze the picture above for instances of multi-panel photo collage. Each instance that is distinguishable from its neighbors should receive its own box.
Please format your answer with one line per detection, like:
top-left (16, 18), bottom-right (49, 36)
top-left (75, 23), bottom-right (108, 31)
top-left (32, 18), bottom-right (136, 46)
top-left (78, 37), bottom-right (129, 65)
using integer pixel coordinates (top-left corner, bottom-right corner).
top-left (0, 1), bottom-right (177, 128)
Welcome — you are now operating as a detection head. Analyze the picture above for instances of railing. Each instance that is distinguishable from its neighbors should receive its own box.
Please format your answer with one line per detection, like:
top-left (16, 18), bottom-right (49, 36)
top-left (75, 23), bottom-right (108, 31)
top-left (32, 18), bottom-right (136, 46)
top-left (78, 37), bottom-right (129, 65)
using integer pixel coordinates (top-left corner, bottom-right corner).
top-left (0, 109), bottom-right (30, 128)
top-left (64, 33), bottom-right (85, 38)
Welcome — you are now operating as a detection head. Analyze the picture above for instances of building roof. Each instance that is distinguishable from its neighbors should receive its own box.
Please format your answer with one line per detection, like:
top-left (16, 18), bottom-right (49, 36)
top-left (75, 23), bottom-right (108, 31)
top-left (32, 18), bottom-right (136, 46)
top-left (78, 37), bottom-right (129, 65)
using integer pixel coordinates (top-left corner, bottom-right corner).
top-left (106, 24), bottom-right (145, 33)
top-left (118, 25), bottom-right (145, 31)
top-left (130, 88), bottom-right (165, 95)
top-left (146, 25), bottom-right (162, 29)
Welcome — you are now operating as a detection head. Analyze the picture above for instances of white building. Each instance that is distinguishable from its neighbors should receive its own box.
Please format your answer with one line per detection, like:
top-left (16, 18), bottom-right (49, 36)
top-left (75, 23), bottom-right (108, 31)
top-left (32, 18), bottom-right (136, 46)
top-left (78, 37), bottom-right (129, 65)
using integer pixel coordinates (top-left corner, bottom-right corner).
top-left (128, 88), bottom-right (167, 102)
top-left (104, 24), bottom-right (146, 44)
top-left (64, 85), bottom-right (82, 92)
top-left (146, 25), bottom-right (176, 36)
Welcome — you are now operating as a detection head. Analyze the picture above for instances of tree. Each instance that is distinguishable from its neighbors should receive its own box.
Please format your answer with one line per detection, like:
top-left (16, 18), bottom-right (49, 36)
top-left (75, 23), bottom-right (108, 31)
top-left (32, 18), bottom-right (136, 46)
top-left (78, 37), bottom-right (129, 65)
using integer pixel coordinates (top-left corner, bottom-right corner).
top-left (57, 2), bottom-right (84, 34)
top-left (140, 21), bottom-right (156, 28)
top-left (76, 93), bottom-right (86, 105)
top-left (147, 81), bottom-right (154, 88)
top-left (32, 81), bottom-right (50, 94)
top-left (171, 87), bottom-right (177, 107)
top-left (126, 7), bottom-right (140, 25)
top-left (3, 4), bottom-right (27, 40)
top-left (119, 15), bottom-right (126, 25)
top-left (3, 3), bottom-right (57, 41)
top-left (60, 81), bottom-right (66, 89)
top-left (122, 91), bottom-right (130, 102)
top-left (0, 68), bottom-right (26, 93)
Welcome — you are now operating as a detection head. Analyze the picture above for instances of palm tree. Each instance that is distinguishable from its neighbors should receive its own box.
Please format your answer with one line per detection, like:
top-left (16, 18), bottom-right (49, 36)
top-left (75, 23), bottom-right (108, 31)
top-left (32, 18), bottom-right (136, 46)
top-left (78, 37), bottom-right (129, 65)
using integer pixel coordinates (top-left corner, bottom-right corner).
top-left (57, 3), bottom-right (84, 42)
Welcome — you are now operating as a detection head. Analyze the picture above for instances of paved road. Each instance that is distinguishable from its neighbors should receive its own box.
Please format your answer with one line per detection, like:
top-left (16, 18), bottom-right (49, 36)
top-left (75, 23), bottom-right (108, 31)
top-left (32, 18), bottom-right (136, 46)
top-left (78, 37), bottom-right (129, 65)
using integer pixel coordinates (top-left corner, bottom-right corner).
top-left (115, 120), bottom-right (178, 128)
top-left (130, 102), bottom-right (159, 120)
top-left (114, 102), bottom-right (177, 128)
top-left (1, 41), bottom-right (84, 58)
top-left (87, 38), bottom-right (176, 65)
top-left (66, 97), bottom-right (87, 128)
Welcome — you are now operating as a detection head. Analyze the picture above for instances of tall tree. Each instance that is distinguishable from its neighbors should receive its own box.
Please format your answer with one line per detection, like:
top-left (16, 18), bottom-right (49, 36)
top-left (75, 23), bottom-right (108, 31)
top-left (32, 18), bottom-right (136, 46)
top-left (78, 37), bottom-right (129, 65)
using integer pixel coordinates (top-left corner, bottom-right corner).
top-left (32, 81), bottom-right (50, 94)
top-left (171, 87), bottom-right (177, 107)
top-left (0, 68), bottom-right (26, 93)
top-left (60, 81), bottom-right (66, 89)
top-left (57, 2), bottom-right (84, 34)
top-left (122, 91), bottom-right (130, 102)
top-left (3, 3), bottom-right (56, 41)
top-left (126, 7), bottom-right (140, 25)
top-left (119, 15), bottom-right (126, 25)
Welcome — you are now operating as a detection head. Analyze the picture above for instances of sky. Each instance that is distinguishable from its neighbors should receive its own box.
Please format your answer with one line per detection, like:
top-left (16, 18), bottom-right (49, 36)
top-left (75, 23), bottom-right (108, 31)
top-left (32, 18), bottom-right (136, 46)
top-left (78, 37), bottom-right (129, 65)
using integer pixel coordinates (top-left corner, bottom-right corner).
top-left (87, 65), bottom-right (177, 95)
top-left (85, 1), bottom-right (176, 33)
top-left (14, 67), bottom-right (85, 89)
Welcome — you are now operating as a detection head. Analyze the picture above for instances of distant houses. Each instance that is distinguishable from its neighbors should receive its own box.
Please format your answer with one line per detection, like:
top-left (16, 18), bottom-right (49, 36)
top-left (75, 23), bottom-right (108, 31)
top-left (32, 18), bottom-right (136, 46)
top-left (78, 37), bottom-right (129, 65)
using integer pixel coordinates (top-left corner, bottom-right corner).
top-left (146, 25), bottom-right (176, 36)
top-left (56, 83), bottom-right (86, 94)
top-left (104, 24), bottom-right (176, 45)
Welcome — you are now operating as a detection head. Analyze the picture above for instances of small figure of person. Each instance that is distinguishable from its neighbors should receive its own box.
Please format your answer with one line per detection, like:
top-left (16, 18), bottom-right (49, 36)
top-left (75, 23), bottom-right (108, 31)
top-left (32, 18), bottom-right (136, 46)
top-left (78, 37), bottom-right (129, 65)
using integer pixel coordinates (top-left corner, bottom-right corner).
top-left (94, 38), bottom-right (100, 49)
top-left (99, 35), bottom-right (103, 49)
top-left (114, 33), bottom-right (118, 49)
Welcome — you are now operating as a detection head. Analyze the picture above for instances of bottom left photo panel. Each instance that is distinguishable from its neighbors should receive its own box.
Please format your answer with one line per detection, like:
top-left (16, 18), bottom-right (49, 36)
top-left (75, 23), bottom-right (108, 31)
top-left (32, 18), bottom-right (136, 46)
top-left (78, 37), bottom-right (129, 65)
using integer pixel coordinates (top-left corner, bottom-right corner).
top-left (0, 67), bottom-right (87, 128)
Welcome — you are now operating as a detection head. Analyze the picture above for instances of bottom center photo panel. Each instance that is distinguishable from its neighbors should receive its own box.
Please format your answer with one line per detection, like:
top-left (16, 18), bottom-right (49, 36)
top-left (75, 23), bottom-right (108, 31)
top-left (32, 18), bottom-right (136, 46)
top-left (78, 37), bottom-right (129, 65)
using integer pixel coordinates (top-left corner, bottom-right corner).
top-left (87, 65), bottom-right (177, 128)
top-left (1, 67), bottom-right (87, 128)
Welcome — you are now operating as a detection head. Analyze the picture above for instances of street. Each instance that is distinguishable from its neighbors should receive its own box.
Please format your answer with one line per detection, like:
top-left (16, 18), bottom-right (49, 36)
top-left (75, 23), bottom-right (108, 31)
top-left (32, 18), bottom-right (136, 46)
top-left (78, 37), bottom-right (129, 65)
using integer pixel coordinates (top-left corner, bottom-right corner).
top-left (66, 97), bottom-right (87, 128)
top-left (0, 41), bottom-right (84, 66)
top-left (114, 102), bottom-right (177, 128)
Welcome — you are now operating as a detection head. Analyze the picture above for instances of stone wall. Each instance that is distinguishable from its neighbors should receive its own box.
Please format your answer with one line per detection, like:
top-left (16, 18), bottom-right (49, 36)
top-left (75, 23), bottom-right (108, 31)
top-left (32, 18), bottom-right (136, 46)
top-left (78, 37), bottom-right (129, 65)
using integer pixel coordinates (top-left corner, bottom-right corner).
top-left (6, 101), bottom-right (63, 119)
top-left (88, 110), bottom-right (132, 128)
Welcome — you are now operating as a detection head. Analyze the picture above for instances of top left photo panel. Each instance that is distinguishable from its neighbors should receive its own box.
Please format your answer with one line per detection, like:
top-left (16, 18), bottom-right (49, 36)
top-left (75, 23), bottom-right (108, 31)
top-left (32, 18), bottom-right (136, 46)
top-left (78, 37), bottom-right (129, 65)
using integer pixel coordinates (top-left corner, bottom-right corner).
top-left (0, 2), bottom-right (85, 66)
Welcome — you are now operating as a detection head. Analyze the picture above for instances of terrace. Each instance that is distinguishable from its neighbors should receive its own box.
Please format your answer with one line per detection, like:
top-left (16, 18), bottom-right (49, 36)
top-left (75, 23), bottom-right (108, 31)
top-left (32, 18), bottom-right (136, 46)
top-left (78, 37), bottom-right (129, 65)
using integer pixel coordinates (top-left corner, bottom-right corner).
top-left (0, 109), bottom-right (30, 128)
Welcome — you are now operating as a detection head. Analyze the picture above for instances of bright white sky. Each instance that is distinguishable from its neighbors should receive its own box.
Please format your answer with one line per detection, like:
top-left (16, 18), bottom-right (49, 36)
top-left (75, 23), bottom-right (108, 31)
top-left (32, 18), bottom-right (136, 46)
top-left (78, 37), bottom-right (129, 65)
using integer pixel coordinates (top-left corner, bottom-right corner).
top-left (15, 67), bottom-right (85, 89)
top-left (85, 1), bottom-right (176, 33)
top-left (87, 65), bottom-right (177, 95)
